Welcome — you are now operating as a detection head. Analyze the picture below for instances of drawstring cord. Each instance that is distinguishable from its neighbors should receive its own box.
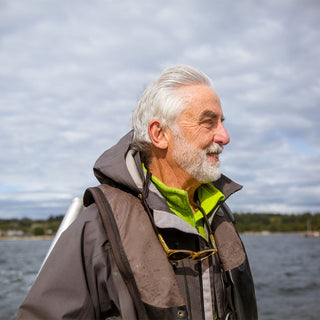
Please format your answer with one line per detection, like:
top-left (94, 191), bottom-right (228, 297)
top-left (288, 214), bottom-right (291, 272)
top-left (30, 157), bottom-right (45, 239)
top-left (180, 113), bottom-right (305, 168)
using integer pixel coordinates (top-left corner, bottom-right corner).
top-left (139, 170), bottom-right (160, 237)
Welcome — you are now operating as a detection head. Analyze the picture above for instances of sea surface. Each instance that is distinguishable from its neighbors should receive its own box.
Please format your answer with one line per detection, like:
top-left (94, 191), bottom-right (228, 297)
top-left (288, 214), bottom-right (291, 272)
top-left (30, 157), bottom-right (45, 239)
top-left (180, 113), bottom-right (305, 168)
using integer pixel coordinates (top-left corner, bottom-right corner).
top-left (0, 234), bottom-right (319, 320)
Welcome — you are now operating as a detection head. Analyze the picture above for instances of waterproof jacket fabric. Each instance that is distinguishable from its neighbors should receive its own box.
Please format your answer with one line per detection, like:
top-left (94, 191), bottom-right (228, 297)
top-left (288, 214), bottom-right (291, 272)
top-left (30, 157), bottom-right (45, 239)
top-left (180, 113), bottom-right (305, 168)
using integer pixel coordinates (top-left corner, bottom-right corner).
top-left (17, 131), bottom-right (258, 320)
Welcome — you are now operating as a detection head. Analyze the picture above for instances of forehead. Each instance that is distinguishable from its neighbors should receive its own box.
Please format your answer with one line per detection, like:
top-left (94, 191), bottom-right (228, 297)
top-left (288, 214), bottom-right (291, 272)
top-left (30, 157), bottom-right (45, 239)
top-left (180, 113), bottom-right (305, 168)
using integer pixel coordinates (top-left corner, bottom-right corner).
top-left (177, 84), bottom-right (223, 120)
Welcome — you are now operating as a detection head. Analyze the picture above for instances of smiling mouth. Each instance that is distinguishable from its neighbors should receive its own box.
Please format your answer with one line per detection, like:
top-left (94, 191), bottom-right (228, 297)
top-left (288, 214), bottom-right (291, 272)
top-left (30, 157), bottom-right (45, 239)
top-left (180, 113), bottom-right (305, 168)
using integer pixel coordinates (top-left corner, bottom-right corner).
top-left (206, 144), bottom-right (223, 161)
top-left (207, 152), bottom-right (220, 161)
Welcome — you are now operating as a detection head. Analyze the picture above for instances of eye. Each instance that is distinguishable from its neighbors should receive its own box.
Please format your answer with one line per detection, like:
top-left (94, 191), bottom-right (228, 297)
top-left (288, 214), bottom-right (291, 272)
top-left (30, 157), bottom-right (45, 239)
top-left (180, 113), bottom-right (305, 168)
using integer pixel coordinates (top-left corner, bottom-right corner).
top-left (200, 118), bottom-right (218, 129)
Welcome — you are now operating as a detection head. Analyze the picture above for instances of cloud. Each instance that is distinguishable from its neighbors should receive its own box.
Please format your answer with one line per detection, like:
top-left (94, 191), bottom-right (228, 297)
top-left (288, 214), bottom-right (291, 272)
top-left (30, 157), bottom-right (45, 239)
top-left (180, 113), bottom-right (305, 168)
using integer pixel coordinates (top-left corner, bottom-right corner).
top-left (0, 0), bottom-right (319, 218)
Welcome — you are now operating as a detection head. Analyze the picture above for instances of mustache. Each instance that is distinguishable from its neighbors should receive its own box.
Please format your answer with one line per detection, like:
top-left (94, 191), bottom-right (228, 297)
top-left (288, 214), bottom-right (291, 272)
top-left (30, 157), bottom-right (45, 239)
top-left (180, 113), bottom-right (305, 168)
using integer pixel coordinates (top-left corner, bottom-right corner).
top-left (206, 143), bottom-right (223, 154)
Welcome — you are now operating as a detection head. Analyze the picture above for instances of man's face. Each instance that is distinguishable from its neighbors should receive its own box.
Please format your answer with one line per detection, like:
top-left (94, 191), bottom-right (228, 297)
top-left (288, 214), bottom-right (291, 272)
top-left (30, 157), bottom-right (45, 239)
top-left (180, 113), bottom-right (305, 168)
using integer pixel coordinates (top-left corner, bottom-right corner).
top-left (170, 84), bottom-right (230, 183)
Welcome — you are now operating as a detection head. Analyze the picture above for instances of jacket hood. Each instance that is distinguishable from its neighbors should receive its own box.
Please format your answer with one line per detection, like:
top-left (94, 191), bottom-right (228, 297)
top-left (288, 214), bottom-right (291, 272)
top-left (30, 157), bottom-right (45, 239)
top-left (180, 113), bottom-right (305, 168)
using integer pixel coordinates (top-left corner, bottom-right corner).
top-left (93, 131), bottom-right (142, 193)
top-left (93, 131), bottom-right (242, 200)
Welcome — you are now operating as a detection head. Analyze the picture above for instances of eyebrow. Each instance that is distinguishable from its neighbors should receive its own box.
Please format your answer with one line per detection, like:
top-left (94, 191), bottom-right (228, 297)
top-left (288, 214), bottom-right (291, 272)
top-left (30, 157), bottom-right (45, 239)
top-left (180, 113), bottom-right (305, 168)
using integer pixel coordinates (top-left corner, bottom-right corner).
top-left (199, 110), bottom-right (225, 122)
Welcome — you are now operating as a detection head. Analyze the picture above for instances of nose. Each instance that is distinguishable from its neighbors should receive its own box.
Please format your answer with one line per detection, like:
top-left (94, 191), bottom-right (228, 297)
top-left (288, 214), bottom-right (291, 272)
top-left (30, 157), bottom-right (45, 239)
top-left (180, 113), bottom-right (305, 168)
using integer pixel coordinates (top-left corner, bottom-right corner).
top-left (214, 123), bottom-right (230, 146)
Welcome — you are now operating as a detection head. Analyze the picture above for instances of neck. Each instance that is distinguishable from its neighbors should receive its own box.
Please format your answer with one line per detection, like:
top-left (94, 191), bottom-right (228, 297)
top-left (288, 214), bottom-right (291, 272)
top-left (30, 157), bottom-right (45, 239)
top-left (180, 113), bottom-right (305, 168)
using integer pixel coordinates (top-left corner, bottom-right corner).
top-left (148, 154), bottom-right (201, 207)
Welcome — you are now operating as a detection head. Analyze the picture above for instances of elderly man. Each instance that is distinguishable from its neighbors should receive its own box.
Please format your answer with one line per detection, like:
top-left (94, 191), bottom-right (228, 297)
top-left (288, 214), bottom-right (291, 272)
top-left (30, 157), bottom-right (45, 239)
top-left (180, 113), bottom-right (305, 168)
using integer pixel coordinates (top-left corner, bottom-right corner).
top-left (18, 65), bottom-right (257, 320)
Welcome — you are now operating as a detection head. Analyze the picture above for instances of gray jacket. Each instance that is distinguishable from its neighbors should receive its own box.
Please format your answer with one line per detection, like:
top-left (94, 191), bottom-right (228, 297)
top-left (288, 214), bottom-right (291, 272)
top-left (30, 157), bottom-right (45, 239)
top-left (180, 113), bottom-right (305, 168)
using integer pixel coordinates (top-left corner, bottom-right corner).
top-left (17, 132), bottom-right (257, 320)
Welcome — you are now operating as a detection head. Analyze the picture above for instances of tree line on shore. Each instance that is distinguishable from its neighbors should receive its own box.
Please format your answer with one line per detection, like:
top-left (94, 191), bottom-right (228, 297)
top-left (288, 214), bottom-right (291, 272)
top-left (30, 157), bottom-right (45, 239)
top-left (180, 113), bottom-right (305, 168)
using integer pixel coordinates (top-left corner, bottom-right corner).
top-left (0, 212), bottom-right (319, 237)
top-left (0, 215), bottom-right (64, 237)
top-left (233, 212), bottom-right (320, 233)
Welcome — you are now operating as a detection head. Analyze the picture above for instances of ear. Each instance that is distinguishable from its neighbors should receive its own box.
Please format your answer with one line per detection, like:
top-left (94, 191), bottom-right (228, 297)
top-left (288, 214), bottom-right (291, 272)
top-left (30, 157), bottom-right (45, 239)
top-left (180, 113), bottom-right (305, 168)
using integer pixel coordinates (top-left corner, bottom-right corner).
top-left (148, 120), bottom-right (169, 149)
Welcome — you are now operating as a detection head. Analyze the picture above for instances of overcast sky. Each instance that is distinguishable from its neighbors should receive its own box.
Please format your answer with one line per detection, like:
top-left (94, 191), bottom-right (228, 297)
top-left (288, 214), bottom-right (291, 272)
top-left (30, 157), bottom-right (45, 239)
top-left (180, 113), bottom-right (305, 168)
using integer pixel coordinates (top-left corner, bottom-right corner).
top-left (1, 0), bottom-right (319, 219)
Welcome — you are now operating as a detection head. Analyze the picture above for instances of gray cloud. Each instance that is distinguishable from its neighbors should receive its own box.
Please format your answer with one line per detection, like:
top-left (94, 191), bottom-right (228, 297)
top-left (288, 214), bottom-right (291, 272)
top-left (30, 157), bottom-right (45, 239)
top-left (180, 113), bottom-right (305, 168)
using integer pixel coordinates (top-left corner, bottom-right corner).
top-left (0, 0), bottom-right (319, 218)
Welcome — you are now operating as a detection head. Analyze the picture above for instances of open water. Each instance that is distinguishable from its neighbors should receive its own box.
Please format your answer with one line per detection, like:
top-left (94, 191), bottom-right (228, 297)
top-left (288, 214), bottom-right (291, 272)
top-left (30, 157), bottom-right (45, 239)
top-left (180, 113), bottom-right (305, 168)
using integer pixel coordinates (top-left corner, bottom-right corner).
top-left (0, 234), bottom-right (319, 320)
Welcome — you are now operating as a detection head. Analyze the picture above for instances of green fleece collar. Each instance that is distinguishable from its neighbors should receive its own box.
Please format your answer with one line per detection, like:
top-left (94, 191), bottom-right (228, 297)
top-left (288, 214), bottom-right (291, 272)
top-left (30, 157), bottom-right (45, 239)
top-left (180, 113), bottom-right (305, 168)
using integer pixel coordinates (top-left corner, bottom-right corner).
top-left (150, 173), bottom-right (225, 238)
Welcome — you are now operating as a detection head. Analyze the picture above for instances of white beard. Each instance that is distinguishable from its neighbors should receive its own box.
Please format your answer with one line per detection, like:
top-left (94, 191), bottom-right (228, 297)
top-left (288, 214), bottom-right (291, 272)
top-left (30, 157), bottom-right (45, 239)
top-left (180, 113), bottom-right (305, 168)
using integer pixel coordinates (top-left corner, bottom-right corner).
top-left (172, 130), bottom-right (223, 183)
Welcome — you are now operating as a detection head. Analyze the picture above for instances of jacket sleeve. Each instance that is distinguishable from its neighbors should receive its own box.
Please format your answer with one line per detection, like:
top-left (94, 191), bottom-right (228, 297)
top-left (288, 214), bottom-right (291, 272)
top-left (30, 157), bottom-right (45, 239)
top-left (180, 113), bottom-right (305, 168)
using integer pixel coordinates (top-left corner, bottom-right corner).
top-left (17, 204), bottom-right (115, 320)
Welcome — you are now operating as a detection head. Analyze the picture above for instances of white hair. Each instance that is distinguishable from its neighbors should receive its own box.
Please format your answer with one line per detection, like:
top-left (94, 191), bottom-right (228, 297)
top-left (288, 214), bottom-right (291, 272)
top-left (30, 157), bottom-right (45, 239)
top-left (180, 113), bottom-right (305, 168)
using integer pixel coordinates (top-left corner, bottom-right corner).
top-left (131, 65), bottom-right (213, 147)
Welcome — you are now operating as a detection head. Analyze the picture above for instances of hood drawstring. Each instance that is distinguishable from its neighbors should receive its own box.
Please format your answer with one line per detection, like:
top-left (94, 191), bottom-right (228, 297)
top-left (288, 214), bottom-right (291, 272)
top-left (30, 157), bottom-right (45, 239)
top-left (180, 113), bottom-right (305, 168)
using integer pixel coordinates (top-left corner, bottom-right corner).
top-left (139, 170), bottom-right (160, 237)
top-left (141, 170), bottom-right (152, 203)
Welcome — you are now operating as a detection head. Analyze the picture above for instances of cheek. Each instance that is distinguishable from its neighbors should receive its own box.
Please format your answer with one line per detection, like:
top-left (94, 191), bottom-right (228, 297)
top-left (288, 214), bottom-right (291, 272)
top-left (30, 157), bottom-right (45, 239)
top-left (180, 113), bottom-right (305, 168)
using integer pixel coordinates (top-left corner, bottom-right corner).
top-left (179, 122), bottom-right (214, 148)
top-left (180, 124), bottom-right (203, 141)
top-left (189, 129), bottom-right (214, 149)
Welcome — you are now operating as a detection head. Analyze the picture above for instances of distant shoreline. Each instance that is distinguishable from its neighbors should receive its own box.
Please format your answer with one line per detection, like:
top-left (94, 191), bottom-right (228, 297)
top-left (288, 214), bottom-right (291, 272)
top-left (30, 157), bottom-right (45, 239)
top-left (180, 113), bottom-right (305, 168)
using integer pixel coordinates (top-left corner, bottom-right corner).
top-left (0, 235), bottom-right (54, 241)
top-left (0, 232), bottom-right (309, 241)
top-left (241, 231), bottom-right (304, 235)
